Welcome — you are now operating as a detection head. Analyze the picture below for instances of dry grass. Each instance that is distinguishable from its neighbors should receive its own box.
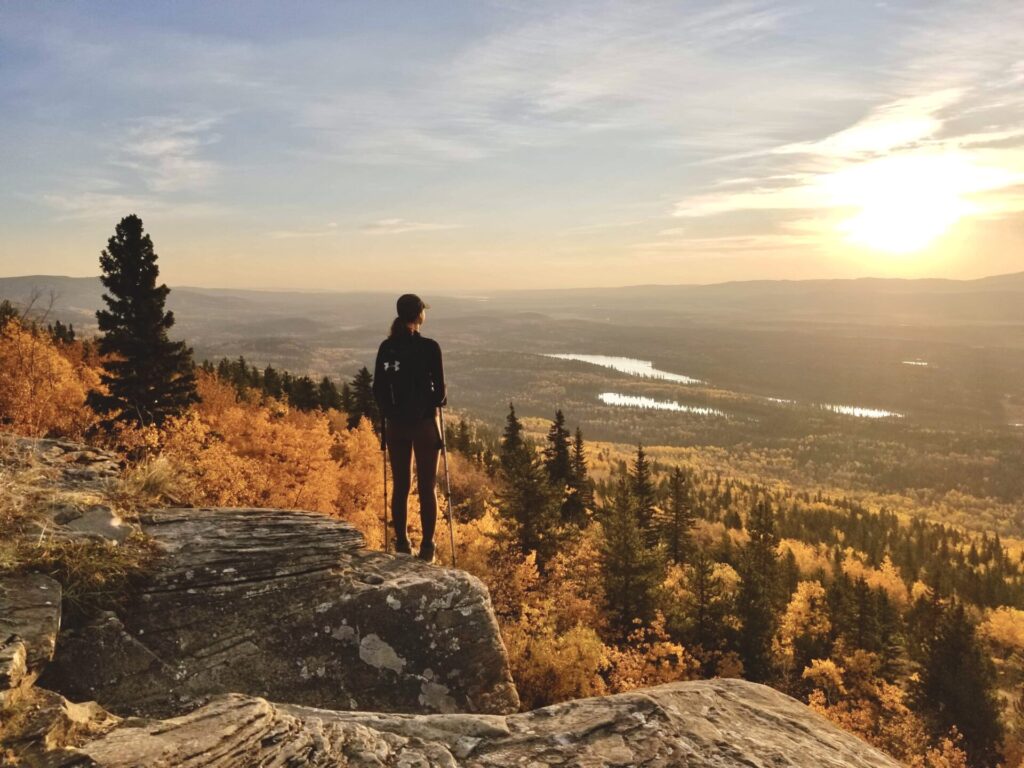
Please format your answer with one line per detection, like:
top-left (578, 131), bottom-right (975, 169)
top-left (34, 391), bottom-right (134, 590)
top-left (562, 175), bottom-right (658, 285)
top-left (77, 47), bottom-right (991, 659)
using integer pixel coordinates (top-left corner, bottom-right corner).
top-left (0, 442), bottom-right (161, 613)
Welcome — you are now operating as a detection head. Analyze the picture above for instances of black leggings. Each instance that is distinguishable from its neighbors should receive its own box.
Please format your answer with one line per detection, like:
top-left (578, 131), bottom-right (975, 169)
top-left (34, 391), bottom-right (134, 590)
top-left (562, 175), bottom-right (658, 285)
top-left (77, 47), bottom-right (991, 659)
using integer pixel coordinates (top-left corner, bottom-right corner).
top-left (386, 416), bottom-right (441, 544)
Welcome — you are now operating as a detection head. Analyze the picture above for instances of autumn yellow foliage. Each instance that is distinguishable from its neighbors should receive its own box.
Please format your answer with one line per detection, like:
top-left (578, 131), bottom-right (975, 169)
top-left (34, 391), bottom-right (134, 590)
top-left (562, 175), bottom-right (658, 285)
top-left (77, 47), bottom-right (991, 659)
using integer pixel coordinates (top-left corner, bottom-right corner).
top-left (0, 321), bottom-right (100, 438)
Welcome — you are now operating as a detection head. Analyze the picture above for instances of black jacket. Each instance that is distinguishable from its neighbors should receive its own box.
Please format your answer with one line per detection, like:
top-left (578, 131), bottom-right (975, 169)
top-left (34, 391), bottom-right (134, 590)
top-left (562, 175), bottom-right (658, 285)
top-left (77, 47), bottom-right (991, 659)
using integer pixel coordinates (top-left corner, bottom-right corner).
top-left (372, 331), bottom-right (447, 423)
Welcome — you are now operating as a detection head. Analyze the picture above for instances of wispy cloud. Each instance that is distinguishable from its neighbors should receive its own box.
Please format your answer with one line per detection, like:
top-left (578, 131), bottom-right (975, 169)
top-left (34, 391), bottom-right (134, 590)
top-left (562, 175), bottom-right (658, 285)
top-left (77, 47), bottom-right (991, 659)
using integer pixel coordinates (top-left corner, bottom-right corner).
top-left (361, 218), bottom-right (460, 235)
top-left (267, 222), bottom-right (339, 239)
top-left (117, 116), bottom-right (223, 192)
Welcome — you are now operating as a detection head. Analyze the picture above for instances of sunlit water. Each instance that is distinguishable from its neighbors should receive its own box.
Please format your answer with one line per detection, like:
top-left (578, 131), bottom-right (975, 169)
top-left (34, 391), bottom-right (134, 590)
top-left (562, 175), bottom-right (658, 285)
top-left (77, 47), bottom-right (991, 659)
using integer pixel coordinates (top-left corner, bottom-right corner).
top-left (901, 360), bottom-right (929, 367)
top-left (598, 392), bottom-right (726, 417)
top-left (821, 403), bottom-right (903, 419)
top-left (545, 354), bottom-right (702, 384)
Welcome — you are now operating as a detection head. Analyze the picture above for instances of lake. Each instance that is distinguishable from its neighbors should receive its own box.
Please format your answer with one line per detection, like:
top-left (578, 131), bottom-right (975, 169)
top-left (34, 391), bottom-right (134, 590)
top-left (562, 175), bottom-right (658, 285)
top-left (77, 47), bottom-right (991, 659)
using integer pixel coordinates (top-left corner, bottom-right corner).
top-left (545, 354), bottom-right (702, 384)
top-left (598, 392), bottom-right (727, 417)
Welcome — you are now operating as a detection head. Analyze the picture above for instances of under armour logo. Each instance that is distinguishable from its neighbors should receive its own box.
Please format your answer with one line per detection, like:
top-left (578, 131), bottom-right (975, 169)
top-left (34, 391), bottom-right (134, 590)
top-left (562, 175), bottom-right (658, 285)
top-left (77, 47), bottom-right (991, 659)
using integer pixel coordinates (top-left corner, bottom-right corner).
top-left (384, 360), bottom-right (400, 372)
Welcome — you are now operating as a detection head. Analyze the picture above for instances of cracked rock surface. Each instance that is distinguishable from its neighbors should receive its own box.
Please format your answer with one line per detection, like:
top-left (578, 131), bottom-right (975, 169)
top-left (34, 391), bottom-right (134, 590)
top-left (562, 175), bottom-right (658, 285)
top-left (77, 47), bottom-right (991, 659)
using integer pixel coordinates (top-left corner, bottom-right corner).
top-left (68, 679), bottom-right (899, 767)
top-left (43, 507), bottom-right (519, 717)
top-left (0, 573), bottom-right (62, 711)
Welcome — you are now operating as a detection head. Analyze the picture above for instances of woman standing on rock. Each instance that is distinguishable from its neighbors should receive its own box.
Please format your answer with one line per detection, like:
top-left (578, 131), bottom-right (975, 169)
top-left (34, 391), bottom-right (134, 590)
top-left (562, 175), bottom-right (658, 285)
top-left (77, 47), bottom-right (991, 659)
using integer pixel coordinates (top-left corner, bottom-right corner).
top-left (372, 294), bottom-right (447, 562)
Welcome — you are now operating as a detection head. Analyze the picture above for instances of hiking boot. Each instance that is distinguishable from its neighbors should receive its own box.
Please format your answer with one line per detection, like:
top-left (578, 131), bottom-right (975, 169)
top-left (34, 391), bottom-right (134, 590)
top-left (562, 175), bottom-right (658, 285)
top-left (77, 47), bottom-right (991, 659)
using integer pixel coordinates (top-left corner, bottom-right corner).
top-left (418, 541), bottom-right (435, 563)
top-left (394, 538), bottom-right (412, 555)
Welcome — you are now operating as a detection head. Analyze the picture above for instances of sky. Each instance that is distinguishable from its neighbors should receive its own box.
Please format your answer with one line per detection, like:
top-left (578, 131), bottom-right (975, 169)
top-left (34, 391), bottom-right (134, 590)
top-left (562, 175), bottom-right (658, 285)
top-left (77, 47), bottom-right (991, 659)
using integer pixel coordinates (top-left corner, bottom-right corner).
top-left (1, 0), bottom-right (1023, 291)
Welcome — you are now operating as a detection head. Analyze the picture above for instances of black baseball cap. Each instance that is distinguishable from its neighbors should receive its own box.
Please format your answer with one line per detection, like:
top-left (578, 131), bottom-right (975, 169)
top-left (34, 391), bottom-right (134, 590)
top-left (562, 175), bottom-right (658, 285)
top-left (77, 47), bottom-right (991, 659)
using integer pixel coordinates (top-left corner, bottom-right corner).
top-left (397, 293), bottom-right (430, 321)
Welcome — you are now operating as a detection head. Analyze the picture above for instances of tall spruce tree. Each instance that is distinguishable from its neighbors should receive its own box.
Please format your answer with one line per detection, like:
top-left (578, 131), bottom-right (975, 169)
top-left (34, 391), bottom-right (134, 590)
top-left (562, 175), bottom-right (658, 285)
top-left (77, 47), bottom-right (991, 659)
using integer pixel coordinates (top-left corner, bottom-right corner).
top-left (87, 214), bottom-right (198, 427)
top-left (543, 410), bottom-right (572, 486)
top-left (630, 443), bottom-right (659, 547)
top-left (600, 478), bottom-right (664, 641)
top-left (916, 600), bottom-right (1003, 767)
top-left (663, 466), bottom-right (696, 564)
top-left (0, 299), bottom-right (17, 330)
top-left (736, 497), bottom-right (779, 682)
top-left (347, 367), bottom-right (379, 429)
top-left (501, 402), bottom-right (526, 469)
top-left (685, 549), bottom-right (732, 670)
top-left (497, 404), bottom-right (561, 568)
top-left (562, 426), bottom-right (593, 527)
top-left (318, 376), bottom-right (342, 410)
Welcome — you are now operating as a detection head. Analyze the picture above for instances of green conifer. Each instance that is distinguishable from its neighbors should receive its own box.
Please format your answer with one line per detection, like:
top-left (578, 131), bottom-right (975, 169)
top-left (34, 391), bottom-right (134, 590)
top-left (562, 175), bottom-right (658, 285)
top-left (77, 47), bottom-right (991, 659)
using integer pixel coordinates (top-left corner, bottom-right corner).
top-left (87, 214), bottom-right (198, 428)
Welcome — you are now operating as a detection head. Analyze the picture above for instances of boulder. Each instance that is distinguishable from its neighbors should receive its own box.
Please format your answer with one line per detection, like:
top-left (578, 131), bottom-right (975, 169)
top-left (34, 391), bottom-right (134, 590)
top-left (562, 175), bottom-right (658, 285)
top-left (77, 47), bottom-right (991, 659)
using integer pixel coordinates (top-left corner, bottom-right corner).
top-left (0, 573), bottom-right (62, 710)
top-left (70, 679), bottom-right (900, 767)
top-left (43, 507), bottom-right (519, 718)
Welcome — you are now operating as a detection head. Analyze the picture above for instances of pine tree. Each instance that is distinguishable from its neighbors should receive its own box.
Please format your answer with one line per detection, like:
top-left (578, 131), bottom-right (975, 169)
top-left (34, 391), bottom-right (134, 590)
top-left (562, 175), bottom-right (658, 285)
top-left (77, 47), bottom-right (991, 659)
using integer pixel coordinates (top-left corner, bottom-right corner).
top-left (288, 375), bottom-right (319, 411)
top-left (736, 497), bottom-right (779, 682)
top-left (916, 600), bottom-right (1003, 767)
top-left (600, 479), bottom-right (664, 641)
top-left (500, 402), bottom-right (526, 470)
top-left (318, 376), bottom-right (342, 410)
top-left (686, 549), bottom-right (733, 673)
top-left (347, 367), bottom-right (379, 429)
top-left (630, 443), bottom-right (658, 546)
top-left (663, 466), bottom-right (696, 564)
top-left (263, 365), bottom-right (283, 400)
top-left (455, 418), bottom-right (472, 454)
top-left (0, 299), bottom-right (17, 330)
top-left (87, 214), bottom-right (198, 427)
top-left (562, 426), bottom-right (593, 527)
top-left (543, 409), bottom-right (572, 486)
top-left (496, 405), bottom-right (561, 570)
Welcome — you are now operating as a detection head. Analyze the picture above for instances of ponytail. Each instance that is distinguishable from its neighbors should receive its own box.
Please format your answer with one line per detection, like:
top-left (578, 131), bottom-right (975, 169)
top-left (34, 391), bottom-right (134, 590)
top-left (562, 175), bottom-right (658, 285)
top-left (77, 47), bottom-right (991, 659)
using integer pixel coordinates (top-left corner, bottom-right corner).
top-left (389, 316), bottom-right (412, 339)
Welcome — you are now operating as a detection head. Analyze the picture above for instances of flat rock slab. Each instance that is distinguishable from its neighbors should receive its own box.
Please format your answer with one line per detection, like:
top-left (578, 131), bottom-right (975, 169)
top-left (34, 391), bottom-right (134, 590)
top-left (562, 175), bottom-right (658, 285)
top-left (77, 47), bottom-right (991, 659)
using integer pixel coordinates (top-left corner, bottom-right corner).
top-left (0, 573), bottom-right (62, 709)
top-left (44, 507), bottom-right (518, 718)
top-left (71, 679), bottom-right (900, 767)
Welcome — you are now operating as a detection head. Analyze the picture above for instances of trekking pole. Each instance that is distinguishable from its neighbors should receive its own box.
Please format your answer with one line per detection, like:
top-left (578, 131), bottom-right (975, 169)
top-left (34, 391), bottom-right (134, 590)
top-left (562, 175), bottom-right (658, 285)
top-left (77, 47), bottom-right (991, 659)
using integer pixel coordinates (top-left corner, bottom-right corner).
top-left (438, 407), bottom-right (457, 568)
top-left (381, 419), bottom-right (390, 554)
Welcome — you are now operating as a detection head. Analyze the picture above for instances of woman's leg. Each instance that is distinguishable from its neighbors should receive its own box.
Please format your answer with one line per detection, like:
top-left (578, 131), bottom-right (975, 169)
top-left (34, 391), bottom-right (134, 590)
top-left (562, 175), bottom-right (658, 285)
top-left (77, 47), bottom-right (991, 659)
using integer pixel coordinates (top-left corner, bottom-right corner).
top-left (412, 416), bottom-right (441, 551)
top-left (386, 428), bottom-right (414, 549)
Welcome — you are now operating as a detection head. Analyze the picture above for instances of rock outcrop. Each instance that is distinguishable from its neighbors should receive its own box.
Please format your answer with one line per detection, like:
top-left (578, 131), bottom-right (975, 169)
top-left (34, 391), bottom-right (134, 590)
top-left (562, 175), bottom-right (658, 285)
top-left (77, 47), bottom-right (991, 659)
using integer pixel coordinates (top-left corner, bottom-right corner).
top-left (0, 434), bottom-right (516, 718)
top-left (43, 506), bottom-right (519, 718)
top-left (2, 435), bottom-right (904, 767)
top-left (52, 679), bottom-right (900, 767)
top-left (0, 573), bottom-right (62, 711)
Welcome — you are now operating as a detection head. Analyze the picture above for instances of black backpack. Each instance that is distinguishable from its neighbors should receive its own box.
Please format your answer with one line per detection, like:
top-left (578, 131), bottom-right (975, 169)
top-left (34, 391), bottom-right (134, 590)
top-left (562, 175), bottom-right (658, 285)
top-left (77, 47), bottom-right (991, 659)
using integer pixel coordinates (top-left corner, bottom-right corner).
top-left (378, 337), bottom-right (433, 423)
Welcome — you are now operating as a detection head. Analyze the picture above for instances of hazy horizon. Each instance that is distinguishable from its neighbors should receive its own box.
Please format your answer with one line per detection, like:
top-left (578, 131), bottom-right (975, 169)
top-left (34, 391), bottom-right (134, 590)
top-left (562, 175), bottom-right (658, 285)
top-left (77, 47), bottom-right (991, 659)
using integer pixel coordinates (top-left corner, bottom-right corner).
top-left (2, 1), bottom-right (1023, 290)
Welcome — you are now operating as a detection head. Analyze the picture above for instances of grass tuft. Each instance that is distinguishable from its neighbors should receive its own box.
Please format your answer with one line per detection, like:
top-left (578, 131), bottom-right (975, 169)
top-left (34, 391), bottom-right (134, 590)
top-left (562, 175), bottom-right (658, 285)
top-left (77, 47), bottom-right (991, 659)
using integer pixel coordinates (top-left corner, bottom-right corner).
top-left (0, 441), bottom-right (162, 613)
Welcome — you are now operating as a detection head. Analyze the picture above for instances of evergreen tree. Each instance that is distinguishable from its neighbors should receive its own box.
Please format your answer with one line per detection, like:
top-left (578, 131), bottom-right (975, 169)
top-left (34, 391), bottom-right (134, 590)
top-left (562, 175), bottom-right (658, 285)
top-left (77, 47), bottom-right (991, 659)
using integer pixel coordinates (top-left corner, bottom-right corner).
top-left (455, 418), bottom-right (472, 454)
top-left (347, 367), bottom-right (379, 429)
top-left (318, 376), bottom-right (342, 410)
top-left (48, 320), bottom-right (75, 343)
top-left (87, 214), bottom-right (198, 427)
top-left (600, 479), bottom-right (664, 641)
top-left (543, 409), bottom-right (572, 486)
top-left (630, 443), bottom-right (658, 546)
top-left (663, 466), bottom-right (696, 564)
top-left (916, 600), bottom-right (1003, 767)
top-left (500, 402), bottom-right (526, 470)
top-left (0, 299), bottom-right (17, 330)
top-left (263, 365), bottom-right (283, 400)
top-left (562, 426), bottom-right (593, 527)
top-left (685, 549), bottom-right (733, 674)
top-left (340, 381), bottom-right (353, 412)
top-left (780, 548), bottom-right (800, 598)
top-left (289, 375), bottom-right (320, 411)
top-left (496, 416), bottom-right (561, 570)
top-left (736, 497), bottom-right (779, 682)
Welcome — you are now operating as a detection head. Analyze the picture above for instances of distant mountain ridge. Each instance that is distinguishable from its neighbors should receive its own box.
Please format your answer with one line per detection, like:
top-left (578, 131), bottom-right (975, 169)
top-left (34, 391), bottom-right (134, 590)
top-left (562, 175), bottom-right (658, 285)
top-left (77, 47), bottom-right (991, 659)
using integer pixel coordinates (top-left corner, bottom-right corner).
top-left (2, 270), bottom-right (1022, 356)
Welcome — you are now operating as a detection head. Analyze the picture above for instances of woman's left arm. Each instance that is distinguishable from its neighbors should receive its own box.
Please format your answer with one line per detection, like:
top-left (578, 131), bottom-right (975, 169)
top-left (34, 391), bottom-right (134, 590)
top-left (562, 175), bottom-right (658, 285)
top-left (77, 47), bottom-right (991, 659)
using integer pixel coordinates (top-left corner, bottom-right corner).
top-left (432, 341), bottom-right (448, 407)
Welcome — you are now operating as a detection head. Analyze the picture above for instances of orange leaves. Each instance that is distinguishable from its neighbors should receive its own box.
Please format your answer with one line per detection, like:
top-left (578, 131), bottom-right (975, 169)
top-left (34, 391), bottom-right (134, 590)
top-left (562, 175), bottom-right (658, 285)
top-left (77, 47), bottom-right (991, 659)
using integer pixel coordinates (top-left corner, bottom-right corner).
top-left (0, 321), bottom-right (99, 438)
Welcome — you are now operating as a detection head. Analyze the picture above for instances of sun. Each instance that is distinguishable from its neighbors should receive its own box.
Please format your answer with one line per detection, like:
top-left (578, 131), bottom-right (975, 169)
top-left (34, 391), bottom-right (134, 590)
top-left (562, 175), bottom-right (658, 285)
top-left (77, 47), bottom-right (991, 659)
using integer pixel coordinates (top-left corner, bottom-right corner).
top-left (826, 155), bottom-right (972, 255)
top-left (823, 153), bottom-right (977, 255)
